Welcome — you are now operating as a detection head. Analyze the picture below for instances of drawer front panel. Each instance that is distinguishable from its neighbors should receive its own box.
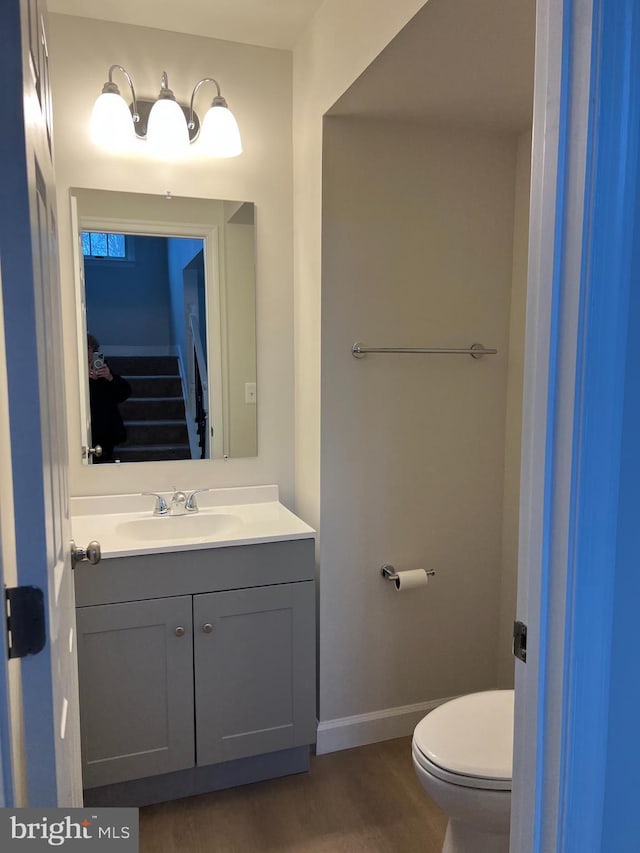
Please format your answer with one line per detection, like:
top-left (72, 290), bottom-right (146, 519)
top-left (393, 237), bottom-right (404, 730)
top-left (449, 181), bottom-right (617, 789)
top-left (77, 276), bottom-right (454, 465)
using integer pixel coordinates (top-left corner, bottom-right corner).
top-left (75, 539), bottom-right (315, 607)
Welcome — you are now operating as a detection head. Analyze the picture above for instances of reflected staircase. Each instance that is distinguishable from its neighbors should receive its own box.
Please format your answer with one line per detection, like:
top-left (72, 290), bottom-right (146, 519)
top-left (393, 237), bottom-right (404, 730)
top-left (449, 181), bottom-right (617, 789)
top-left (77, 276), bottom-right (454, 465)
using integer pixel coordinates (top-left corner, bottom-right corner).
top-left (108, 355), bottom-right (192, 462)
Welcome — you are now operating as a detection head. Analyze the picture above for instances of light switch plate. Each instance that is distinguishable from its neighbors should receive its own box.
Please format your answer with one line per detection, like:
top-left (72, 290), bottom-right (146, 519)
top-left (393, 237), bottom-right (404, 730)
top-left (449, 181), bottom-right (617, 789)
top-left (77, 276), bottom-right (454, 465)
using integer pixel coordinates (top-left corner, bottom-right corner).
top-left (245, 382), bottom-right (257, 404)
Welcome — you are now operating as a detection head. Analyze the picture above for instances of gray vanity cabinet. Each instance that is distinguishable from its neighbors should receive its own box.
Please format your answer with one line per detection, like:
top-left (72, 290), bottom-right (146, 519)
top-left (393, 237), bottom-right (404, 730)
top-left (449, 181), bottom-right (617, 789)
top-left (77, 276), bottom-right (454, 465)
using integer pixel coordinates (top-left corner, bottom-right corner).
top-left (194, 582), bottom-right (316, 765)
top-left (74, 538), bottom-right (317, 801)
top-left (76, 595), bottom-right (195, 789)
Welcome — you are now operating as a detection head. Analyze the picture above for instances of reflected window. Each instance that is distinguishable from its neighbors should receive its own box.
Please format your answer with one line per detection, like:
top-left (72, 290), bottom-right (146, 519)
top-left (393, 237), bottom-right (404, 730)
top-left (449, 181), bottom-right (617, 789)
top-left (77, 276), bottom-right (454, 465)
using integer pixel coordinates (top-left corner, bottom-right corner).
top-left (82, 231), bottom-right (128, 260)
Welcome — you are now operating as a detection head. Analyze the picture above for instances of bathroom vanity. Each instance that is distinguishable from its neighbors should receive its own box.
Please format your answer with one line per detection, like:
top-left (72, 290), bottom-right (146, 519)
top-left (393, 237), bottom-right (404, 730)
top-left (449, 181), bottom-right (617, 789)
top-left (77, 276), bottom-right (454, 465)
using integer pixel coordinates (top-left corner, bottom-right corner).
top-left (71, 487), bottom-right (316, 807)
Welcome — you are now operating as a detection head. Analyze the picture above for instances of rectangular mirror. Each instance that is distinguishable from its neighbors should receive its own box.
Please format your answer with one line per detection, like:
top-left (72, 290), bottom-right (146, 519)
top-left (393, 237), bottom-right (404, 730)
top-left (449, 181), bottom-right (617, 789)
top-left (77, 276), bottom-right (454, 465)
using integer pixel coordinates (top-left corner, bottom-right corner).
top-left (70, 188), bottom-right (257, 464)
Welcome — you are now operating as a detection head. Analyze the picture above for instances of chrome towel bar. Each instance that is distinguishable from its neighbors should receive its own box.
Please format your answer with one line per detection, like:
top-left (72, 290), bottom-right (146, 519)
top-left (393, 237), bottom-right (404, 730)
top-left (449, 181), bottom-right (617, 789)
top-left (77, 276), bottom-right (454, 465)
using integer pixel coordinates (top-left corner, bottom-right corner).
top-left (352, 342), bottom-right (497, 359)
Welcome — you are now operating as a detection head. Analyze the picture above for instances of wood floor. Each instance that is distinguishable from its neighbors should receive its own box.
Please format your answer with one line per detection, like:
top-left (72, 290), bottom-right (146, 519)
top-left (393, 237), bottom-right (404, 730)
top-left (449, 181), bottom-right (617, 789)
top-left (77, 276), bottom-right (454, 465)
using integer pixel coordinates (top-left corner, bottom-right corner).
top-left (139, 737), bottom-right (447, 852)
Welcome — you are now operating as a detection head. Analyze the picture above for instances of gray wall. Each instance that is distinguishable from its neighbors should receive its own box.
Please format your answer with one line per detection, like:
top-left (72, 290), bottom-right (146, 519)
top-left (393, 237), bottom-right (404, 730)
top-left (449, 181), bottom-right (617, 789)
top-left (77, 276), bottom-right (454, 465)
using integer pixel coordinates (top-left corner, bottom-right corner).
top-left (224, 219), bottom-right (257, 457)
top-left (320, 117), bottom-right (519, 721)
top-left (498, 130), bottom-right (531, 686)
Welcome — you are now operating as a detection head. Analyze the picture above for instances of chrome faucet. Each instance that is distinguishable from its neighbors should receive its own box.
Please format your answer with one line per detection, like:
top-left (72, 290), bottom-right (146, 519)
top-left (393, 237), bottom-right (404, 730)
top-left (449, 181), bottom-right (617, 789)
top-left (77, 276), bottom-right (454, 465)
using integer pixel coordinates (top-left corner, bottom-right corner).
top-left (170, 490), bottom-right (188, 515)
top-left (142, 492), bottom-right (169, 516)
top-left (143, 489), bottom-right (208, 516)
top-left (185, 488), bottom-right (208, 513)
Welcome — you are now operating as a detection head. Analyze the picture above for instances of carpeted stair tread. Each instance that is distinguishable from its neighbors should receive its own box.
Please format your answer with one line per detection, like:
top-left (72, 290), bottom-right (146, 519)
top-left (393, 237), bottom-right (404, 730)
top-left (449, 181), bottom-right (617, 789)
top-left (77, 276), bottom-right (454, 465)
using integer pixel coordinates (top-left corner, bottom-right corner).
top-left (124, 419), bottom-right (190, 426)
top-left (114, 445), bottom-right (192, 462)
top-left (108, 355), bottom-right (180, 376)
top-left (117, 442), bottom-right (191, 451)
top-left (125, 420), bottom-right (190, 445)
top-left (121, 374), bottom-right (183, 379)
top-left (120, 397), bottom-right (186, 421)
top-left (127, 377), bottom-right (183, 398)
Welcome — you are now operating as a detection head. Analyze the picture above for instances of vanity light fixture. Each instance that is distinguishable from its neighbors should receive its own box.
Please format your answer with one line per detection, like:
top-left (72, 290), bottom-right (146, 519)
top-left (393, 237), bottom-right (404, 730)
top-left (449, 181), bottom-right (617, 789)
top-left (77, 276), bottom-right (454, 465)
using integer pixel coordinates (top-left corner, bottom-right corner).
top-left (90, 65), bottom-right (243, 158)
top-left (90, 65), bottom-right (139, 151)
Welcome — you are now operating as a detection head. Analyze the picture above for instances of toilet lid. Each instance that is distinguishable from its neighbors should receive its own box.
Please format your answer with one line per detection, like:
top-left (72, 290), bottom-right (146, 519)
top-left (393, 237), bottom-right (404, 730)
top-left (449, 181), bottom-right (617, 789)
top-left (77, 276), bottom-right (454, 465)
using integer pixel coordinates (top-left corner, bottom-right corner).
top-left (413, 690), bottom-right (514, 781)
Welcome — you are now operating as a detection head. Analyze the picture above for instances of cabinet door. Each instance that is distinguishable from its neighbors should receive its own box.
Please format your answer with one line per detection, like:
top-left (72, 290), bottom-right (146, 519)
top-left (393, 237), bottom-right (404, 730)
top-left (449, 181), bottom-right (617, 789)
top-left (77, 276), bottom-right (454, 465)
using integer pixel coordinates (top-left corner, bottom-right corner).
top-left (76, 596), bottom-right (194, 788)
top-left (194, 582), bottom-right (315, 765)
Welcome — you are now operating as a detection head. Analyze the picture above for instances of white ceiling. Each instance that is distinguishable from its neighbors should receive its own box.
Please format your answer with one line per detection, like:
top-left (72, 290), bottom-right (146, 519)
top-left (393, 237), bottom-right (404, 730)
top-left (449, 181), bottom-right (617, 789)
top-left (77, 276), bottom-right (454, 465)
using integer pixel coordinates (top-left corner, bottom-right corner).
top-left (48, 0), bottom-right (535, 131)
top-left (330, 0), bottom-right (535, 132)
top-left (47, 0), bottom-right (325, 50)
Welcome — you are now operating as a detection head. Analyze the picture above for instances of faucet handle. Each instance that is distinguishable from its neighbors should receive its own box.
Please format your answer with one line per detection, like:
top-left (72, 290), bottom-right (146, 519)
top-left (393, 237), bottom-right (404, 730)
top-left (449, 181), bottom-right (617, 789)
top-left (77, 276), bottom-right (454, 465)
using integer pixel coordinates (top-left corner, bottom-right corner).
top-left (185, 488), bottom-right (208, 513)
top-left (142, 492), bottom-right (169, 516)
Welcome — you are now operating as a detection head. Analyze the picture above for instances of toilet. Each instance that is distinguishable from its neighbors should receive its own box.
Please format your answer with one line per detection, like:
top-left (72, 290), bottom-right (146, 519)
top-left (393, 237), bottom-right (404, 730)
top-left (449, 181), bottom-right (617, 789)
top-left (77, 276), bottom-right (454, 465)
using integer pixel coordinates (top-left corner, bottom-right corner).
top-left (412, 689), bottom-right (514, 853)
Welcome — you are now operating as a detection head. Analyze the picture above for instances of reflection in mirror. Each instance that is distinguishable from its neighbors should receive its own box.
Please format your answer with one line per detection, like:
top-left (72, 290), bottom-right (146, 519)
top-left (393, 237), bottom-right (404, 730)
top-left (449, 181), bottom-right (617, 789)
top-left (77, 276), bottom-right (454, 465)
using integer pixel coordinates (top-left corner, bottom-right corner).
top-left (70, 189), bottom-right (257, 464)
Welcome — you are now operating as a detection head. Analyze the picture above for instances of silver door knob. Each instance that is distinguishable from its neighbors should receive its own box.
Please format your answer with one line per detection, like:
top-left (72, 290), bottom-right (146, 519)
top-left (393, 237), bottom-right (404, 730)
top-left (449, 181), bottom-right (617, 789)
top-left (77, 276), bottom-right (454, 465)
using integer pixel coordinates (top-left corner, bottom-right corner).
top-left (70, 540), bottom-right (101, 570)
top-left (88, 445), bottom-right (102, 458)
top-left (202, 623), bottom-right (213, 634)
top-left (174, 627), bottom-right (185, 638)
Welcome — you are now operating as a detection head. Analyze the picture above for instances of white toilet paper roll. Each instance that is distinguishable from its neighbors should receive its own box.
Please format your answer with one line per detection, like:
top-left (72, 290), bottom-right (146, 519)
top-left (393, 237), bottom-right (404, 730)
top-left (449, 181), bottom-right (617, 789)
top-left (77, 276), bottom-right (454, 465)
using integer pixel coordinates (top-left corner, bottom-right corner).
top-left (393, 569), bottom-right (429, 591)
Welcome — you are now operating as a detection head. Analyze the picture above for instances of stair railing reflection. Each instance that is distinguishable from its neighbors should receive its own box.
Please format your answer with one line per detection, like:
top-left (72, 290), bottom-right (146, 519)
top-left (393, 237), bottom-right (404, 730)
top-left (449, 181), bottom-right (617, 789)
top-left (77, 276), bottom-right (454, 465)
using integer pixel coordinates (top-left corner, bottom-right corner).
top-left (188, 313), bottom-right (209, 459)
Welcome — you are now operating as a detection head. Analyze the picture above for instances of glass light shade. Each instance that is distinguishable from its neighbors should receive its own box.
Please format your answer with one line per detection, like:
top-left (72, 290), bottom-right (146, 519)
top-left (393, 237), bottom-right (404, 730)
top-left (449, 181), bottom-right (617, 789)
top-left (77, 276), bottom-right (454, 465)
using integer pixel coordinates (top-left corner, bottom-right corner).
top-left (200, 105), bottom-right (243, 158)
top-left (146, 98), bottom-right (189, 158)
top-left (90, 92), bottom-right (135, 151)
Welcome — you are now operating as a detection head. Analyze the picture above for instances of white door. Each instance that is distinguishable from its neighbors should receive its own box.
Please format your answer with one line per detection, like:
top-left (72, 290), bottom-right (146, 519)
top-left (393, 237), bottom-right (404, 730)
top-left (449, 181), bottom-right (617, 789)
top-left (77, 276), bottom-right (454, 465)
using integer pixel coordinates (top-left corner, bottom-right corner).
top-left (511, 0), bottom-right (599, 849)
top-left (0, 257), bottom-right (14, 807)
top-left (0, 0), bottom-right (82, 806)
top-left (70, 195), bottom-right (92, 462)
top-left (510, 0), bottom-right (567, 847)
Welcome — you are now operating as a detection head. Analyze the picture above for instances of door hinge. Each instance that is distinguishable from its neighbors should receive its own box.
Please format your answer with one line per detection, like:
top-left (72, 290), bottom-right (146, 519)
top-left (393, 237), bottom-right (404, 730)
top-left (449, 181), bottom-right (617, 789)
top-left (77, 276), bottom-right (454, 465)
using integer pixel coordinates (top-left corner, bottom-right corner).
top-left (5, 586), bottom-right (46, 659)
top-left (513, 620), bottom-right (527, 663)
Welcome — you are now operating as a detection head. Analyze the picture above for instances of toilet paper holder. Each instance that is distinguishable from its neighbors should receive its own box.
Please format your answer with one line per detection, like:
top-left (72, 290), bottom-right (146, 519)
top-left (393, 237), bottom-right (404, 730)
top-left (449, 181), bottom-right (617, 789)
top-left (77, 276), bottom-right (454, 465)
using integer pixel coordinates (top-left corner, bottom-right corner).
top-left (381, 564), bottom-right (436, 582)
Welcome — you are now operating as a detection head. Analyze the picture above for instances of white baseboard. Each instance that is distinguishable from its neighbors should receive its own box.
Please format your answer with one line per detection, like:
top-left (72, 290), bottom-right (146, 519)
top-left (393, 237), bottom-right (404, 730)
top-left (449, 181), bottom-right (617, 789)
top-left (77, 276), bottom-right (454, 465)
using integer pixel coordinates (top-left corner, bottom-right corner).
top-left (315, 695), bottom-right (456, 755)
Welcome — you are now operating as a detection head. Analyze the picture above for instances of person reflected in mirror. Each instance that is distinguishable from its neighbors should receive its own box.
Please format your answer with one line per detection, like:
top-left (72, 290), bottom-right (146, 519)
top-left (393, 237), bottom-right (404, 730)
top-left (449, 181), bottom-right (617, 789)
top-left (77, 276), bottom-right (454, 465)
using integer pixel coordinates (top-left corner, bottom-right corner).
top-left (87, 333), bottom-right (131, 463)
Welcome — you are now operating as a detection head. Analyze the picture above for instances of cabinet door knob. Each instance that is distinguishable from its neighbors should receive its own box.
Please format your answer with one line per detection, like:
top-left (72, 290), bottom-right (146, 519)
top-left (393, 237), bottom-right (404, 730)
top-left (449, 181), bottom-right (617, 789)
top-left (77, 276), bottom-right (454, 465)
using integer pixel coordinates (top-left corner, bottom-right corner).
top-left (202, 623), bottom-right (213, 634)
top-left (174, 626), bottom-right (185, 637)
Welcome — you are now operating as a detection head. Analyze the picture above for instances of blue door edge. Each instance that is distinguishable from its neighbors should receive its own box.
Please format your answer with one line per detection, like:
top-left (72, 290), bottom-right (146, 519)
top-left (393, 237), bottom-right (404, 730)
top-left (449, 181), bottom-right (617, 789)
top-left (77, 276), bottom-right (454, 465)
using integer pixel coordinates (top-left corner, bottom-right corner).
top-left (555, 0), bottom-right (640, 850)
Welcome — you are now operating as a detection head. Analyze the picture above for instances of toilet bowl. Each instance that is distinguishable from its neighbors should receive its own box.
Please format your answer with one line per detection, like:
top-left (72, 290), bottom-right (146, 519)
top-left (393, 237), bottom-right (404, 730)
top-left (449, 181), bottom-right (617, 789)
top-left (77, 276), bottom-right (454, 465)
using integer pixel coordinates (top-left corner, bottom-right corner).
top-left (412, 689), bottom-right (514, 853)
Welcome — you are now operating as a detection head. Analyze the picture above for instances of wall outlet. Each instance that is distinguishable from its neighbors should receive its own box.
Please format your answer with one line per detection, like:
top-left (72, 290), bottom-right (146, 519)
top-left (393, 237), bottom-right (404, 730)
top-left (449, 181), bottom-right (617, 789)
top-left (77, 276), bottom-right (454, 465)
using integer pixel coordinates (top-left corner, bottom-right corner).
top-left (245, 382), bottom-right (257, 404)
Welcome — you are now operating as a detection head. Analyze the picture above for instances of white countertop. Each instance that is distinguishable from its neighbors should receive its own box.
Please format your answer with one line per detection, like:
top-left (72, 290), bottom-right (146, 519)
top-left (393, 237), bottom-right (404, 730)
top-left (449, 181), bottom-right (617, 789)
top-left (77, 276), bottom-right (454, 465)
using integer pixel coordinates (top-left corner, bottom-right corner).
top-left (71, 486), bottom-right (315, 559)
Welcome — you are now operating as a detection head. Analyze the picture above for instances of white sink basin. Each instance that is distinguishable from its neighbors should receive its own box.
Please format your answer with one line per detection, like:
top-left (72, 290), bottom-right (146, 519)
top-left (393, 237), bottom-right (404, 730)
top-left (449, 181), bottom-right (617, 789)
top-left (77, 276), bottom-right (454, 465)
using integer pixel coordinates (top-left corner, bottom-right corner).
top-left (116, 512), bottom-right (242, 542)
top-left (71, 486), bottom-right (316, 558)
